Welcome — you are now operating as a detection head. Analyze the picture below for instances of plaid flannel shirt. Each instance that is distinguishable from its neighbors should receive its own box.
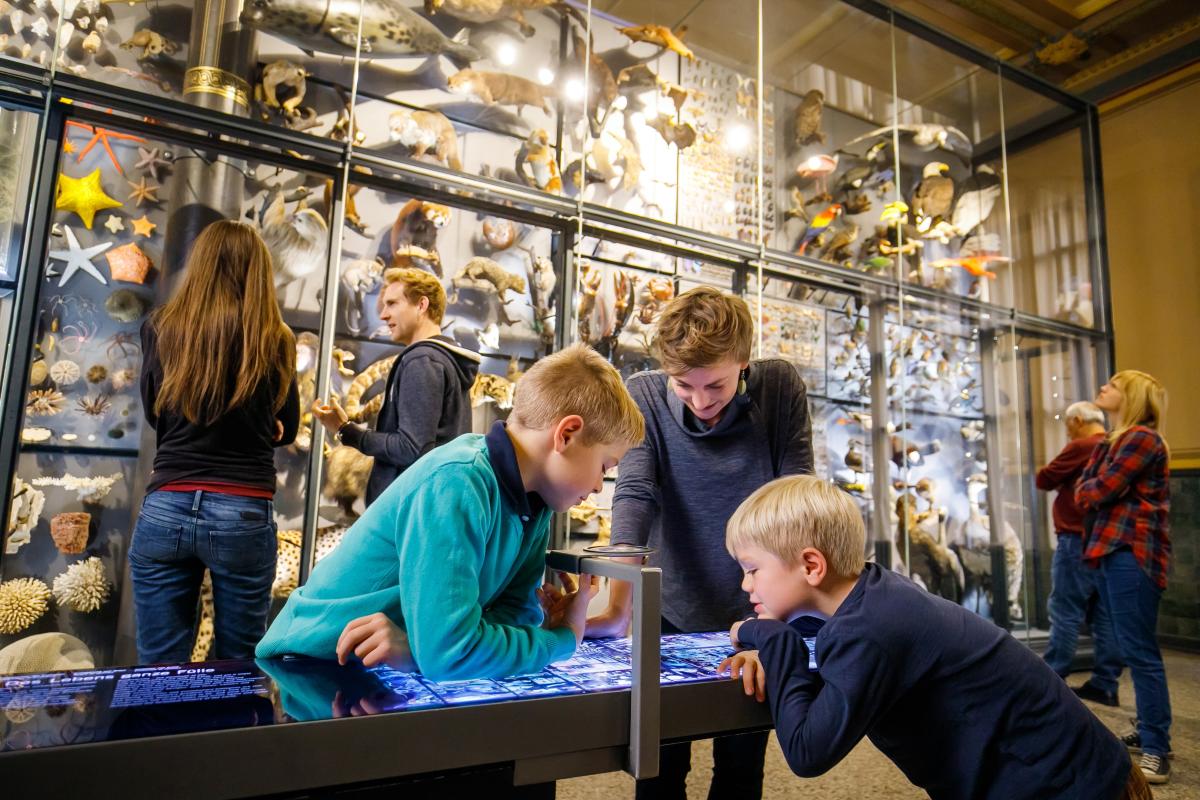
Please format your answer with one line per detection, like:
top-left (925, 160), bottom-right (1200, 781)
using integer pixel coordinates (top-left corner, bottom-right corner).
top-left (1076, 426), bottom-right (1171, 589)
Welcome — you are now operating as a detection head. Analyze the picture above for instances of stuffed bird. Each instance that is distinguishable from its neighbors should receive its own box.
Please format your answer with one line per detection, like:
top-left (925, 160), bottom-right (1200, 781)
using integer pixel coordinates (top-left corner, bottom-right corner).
top-left (796, 203), bottom-right (843, 255)
top-left (911, 161), bottom-right (955, 223)
top-left (950, 165), bottom-right (1002, 237)
top-left (793, 89), bottom-right (825, 148)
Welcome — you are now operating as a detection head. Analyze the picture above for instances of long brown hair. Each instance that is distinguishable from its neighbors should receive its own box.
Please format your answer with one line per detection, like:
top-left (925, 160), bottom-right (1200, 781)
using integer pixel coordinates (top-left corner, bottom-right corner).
top-left (152, 220), bottom-right (295, 426)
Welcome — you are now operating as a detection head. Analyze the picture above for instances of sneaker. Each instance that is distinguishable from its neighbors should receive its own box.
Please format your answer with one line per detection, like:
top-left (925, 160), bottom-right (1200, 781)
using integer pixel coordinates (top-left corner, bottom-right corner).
top-left (1122, 731), bottom-right (1175, 759)
top-left (1072, 682), bottom-right (1119, 707)
top-left (1139, 753), bottom-right (1170, 785)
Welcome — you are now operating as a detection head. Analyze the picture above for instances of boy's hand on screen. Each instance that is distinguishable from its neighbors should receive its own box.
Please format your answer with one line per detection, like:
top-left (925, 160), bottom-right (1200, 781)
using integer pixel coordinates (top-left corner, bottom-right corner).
top-left (718, 650), bottom-right (767, 702)
top-left (335, 613), bottom-right (415, 670)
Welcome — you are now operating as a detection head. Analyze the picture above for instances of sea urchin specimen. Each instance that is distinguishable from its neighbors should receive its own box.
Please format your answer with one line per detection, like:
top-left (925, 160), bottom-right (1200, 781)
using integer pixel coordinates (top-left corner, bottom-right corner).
top-left (53, 557), bottom-right (111, 613)
top-left (0, 577), bottom-right (52, 634)
top-left (76, 394), bottom-right (112, 417)
top-left (26, 389), bottom-right (66, 416)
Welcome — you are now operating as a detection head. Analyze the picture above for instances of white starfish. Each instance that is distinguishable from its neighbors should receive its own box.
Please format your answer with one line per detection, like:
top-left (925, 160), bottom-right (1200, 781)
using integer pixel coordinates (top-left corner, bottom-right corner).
top-left (47, 226), bottom-right (111, 287)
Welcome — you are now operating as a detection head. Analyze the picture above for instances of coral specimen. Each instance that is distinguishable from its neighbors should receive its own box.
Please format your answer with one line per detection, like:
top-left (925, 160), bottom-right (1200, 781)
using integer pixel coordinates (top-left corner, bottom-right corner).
top-left (53, 557), bottom-right (110, 613)
top-left (6, 479), bottom-right (45, 555)
top-left (0, 577), bottom-right (52, 634)
top-left (50, 512), bottom-right (91, 554)
top-left (26, 389), bottom-right (66, 416)
top-left (32, 472), bottom-right (123, 503)
top-left (49, 359), bottom-right (81, 386)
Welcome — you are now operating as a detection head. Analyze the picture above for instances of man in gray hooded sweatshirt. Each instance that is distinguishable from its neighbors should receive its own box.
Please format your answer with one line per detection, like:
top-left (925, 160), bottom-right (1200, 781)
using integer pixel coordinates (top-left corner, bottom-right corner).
top-left (587, 286), bottom-right (814, 800)
top-left (313, 267), bottom-right (480, 506)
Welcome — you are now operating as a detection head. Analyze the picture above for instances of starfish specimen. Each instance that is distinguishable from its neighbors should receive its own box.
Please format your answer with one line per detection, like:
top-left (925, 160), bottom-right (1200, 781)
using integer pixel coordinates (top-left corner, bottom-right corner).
top-left (126, 176), bottom-right (159, 206)
top-left (47, 226), bottom-right (112, 287)
top-left (103, 214), bottom-right (125, 234)
top-left (56, 169), bottom-right (122, 230)
top-left (133, 147), bottom-right (171, 181)
top-left (131, 215), bottom-right (157, 238)
top-left (65, 121), bottom-right (146, 177)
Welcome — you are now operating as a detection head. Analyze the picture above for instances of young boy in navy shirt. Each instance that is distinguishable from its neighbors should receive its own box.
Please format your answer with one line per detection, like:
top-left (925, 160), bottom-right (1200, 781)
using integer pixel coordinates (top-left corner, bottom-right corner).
top-left (720, 475), bottom-right (1148, 800)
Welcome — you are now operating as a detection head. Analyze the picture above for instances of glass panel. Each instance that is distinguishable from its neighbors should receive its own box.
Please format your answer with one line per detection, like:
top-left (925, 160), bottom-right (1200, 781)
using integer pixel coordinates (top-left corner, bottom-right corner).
top-left (764, 1), bottom-right (896, 268)
top-left (995, 330), bottom-right (1100, 640)
top-left (0, 104), bottom-right (41, 375)
top-left (1002, 123), bottom-right (1094, 327)
top-left (0, 118), bottom-right (333, 667)
top-left (59, 0), bottom-right (361, 144)
top-left (890, 26), bottom-right (1010, 304)
top-left (747, 267), bottom-right (875, 542)
top-left (889, 295), bottom-right (994, 617)
top-left (352, 2), bottom-right (565, 192)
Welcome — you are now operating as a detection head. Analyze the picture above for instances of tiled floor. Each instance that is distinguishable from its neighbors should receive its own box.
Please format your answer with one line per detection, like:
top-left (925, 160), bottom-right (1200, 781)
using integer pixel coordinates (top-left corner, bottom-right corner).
top-left (559, 649), bottom-right (1200, 799)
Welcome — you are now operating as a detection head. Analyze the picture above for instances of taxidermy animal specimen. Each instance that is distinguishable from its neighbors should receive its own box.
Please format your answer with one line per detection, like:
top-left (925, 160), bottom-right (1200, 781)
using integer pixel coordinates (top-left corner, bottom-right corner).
top-left (517, 129), bottom-right (562, 194)
top-left (120, 29), bottom-right (178, 60)
top-left (240, 0), bottom-right (481, 62)
top-left (259, 190), bottom-right (329, 289)
top-left (255, 60), bottom-right (318, 131)
top-left (793, 89), bottom-right (825, 147)
top-left (840, 123), bottom-right (973, 162)
top-left (424, 0), bottom-right (560, 37)
top-left (344, 356), bottom-right (397, 422)
top-left (646, 113), bottom-right (697, 150)
top-left (617, 23), bottom-right (695, 61)
top-left (911, 161), bottom-right (954, 223)
top-left (447, 69), bottom-right (553, 114)
top-left (389, 199), bottom-right (451, 275)
top-left (451, 258), bottom-right (527, 324)
top-left (388, 108), bottom-right (463, 171)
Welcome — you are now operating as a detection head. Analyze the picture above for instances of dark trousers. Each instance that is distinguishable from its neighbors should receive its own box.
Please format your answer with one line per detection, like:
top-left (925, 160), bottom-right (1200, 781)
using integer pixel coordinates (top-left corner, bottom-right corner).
top-left (130, 489), bottom-right (276, 663)
top-left (1043, 532), bottom-right (1121, 690)
top-left (635, 618), bottom-right (770, 800)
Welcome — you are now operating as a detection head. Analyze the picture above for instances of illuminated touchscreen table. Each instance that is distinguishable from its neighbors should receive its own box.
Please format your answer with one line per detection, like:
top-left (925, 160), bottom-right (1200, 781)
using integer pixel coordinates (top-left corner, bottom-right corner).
top-left (0, 632), bottom-right (774, 799)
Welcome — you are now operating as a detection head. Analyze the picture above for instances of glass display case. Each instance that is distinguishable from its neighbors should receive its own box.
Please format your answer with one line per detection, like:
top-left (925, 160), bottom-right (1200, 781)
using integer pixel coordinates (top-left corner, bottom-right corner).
top-left (0, 0), bottom-right (1112, 669)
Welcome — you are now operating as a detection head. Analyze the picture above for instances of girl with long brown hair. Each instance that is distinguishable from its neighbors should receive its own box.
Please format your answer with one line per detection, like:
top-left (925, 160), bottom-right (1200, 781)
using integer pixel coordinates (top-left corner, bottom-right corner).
top-left (131, 220), bottom-right (300, 664)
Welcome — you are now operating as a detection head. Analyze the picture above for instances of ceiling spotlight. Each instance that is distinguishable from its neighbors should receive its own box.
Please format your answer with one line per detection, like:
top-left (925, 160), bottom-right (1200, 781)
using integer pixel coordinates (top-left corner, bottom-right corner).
top-left (537, 67), bottom-right (555, 85)
top-left (565, 79), bottom-right (586, 103)
top-left (496, 41), bottom-right (518, 66)
top-left (726, 124), bottom-right (751, 153)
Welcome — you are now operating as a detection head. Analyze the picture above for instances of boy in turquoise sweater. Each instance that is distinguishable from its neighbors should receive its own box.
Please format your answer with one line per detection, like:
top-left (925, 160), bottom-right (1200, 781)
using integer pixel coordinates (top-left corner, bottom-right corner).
top-left (257, 344), bottom-right (645, 681)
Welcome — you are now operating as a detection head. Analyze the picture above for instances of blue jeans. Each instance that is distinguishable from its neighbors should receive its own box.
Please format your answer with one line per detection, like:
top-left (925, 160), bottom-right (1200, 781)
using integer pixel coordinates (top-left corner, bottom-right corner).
top-left (1043, 532), bottom-right (1121, 692)
top-left (130, 489), bottom-right (277, 664)
top-left (1097, 548), bottom-right (1172, 757)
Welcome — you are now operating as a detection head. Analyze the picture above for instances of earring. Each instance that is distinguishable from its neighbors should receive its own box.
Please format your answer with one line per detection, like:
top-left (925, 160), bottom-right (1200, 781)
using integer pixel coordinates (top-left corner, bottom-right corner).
top-left (737, 368), bottom-right (748, 395)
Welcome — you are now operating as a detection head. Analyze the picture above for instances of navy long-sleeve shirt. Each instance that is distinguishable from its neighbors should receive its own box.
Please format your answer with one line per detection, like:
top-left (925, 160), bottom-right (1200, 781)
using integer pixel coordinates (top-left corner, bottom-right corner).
top-left (738, 564), bottom-right (1129, 800)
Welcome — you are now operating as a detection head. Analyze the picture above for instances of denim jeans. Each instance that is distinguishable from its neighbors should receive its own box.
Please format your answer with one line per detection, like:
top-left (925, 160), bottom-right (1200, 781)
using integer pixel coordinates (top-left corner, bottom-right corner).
top-left (1043, 532), bottom-right (1122, 692)
top-left (130, 489), bottom-right (277, 664)
top-left (1096, 547), bottom-right (1172, 757)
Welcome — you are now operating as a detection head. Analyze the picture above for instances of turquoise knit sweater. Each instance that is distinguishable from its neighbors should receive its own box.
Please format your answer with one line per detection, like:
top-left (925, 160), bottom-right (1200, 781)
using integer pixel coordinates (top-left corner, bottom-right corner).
top-left (255, 434), bottom-right (577, 680)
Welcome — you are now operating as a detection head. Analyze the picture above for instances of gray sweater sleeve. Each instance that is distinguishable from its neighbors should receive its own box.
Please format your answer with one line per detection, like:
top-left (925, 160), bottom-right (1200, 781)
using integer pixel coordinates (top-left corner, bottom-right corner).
top-left (340, 354), bottom-right (446, 469)
top-left (611, 377), bottom-right (661, 547)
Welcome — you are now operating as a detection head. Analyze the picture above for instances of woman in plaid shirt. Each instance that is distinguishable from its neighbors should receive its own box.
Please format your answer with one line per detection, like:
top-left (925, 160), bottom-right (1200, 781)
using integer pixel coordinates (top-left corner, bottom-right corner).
top-left (1077, 370), bottom-right (1171, 786)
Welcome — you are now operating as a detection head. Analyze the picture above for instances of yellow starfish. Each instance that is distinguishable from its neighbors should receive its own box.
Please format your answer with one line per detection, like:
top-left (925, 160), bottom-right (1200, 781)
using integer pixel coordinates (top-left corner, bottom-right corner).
top-left (56, 169), bottom-right (122, 230)
top-left (131, 215), bottom-right (157, 238)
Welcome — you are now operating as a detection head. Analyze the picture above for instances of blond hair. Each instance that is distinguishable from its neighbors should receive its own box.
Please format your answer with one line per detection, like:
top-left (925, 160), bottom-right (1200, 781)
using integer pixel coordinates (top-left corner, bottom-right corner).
top-left (383, 267), bottom-right (446, 324)
top-left (511, 343), bottom-right (645, 447)
top-left (1108, 370), bottom-right (1168, 445)
top-left (726, 475), bottom-right (865, 578)
top-left (653, 286), bottom-right (753, 373)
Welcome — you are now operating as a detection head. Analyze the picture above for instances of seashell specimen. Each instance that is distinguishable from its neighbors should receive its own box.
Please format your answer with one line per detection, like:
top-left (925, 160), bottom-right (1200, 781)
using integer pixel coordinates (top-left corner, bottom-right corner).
top-left (32, 472), bottom-right (123, 503)
top-left (50, 512), bottom-right (91, 554)
top-left (0, 577), bottom-right (52, 634)
top-left (86, 365), bottom-right (107, 384)
top-left (29, 360), bottom-right (48, 385)
top-left (104, 289), bottom-right (149, 323)
top-left (5, 694), bottom-right (37, 724)
top-left (20, 427), bottom-right (51, 443)
top-left (49, 359), bottom-right (81, 386)
top-left (53, 557), bottom-right (111, 613)
top-left (26, 389), bottom-right (65, 416)
top-left (105, 243), bottom-right (152, 284)
top-left (76, 394), bottom-right (112, 417)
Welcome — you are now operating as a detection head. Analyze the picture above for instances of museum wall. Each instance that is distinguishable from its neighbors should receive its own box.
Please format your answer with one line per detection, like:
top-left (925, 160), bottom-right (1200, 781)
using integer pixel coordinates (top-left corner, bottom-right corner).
top-left (1100, 70), bottom-right (1200, 649)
